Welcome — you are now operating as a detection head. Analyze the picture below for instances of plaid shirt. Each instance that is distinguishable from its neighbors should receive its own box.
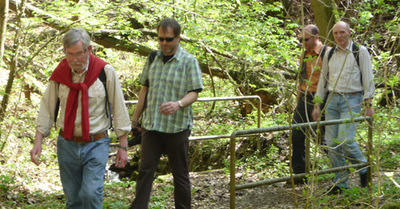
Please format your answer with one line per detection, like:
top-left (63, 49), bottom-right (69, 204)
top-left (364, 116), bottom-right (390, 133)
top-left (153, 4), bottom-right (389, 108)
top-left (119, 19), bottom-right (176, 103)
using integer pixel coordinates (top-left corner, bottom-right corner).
top-left (139, 45), bottom-right (203, 133)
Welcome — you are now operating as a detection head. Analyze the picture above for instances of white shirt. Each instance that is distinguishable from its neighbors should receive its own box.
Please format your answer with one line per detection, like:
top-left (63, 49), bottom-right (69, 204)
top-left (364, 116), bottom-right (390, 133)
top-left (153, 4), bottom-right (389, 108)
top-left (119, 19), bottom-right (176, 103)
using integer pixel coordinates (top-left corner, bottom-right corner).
top-left (316, 40), bottom-right (375, 100)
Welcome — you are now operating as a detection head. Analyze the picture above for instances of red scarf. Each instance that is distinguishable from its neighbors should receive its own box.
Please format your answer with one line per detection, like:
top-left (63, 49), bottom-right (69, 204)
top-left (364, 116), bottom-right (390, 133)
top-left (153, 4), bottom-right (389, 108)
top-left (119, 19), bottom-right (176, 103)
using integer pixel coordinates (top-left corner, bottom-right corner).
top-left (50, 54), bottom-right (107, 141)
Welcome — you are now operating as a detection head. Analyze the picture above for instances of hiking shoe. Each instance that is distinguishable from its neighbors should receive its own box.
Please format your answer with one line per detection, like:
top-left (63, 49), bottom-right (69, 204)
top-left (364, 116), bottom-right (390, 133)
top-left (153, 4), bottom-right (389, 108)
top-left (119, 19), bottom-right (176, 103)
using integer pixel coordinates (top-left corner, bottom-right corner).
top-left (326, 185), bottom-right (346, 195)
top-left (360, 173), bottom-right (368, 188)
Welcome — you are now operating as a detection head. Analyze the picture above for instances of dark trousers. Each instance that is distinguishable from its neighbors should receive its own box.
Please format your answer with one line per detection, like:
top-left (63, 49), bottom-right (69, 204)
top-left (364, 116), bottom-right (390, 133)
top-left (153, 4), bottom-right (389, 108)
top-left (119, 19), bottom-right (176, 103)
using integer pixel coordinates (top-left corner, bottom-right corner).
top-left (291, 93), bottom-right (326, 174)
top-left (130, 129), bottom-right (191, 209)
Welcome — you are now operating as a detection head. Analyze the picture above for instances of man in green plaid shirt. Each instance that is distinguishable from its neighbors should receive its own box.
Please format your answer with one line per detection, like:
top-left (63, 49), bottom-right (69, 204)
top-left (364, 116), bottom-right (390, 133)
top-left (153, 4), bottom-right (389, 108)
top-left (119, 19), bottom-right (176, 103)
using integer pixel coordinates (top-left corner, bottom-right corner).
top-left (130, 18), bottom-right (203, 209)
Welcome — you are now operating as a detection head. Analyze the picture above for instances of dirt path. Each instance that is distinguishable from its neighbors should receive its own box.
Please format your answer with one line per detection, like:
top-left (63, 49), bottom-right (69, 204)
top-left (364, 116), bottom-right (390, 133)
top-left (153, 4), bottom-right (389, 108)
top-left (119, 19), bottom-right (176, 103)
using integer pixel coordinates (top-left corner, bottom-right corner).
top-left (149, 169), bottom-right (382, 208)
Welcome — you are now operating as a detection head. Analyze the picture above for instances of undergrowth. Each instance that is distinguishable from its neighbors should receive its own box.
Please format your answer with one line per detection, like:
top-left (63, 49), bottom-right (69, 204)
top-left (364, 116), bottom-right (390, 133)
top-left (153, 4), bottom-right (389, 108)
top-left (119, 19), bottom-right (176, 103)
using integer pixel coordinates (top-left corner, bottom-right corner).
top-left (0, 72), bottom-right (399, 208)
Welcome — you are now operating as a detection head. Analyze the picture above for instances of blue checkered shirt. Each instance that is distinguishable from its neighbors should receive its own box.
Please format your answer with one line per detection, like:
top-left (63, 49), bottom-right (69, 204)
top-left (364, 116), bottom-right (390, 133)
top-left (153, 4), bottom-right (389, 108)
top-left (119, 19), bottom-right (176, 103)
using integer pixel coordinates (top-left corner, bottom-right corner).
top-left (139, 45), bottom-right (203, 133)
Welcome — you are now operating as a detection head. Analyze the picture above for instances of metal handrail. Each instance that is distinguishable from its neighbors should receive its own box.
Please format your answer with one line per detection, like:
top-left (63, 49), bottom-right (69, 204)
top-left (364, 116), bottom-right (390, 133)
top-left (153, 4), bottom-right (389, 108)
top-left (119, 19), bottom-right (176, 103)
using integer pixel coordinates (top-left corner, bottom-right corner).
top-left (125, 96), bottom-right (263, 141)
top-left (229, 116), bottom-right (373, 208)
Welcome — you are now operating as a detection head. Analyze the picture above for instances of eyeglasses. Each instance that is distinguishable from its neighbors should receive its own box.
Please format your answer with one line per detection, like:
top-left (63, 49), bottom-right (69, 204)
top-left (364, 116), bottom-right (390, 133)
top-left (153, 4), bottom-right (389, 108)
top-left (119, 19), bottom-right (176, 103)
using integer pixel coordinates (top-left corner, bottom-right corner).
top-left (66, 50), bottom-right (87, 59)
top-left (158, 37), bottom-right (176, 42)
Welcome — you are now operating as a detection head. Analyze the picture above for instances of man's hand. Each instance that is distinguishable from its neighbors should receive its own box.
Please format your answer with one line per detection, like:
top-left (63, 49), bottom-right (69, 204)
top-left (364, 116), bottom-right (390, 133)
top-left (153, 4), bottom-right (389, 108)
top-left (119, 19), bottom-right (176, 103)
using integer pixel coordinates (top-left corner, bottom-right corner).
top-left (115, 149), bottom-right (128, 168)
top-left (365, 106), bottom-right (374, 119)
top-left (30, 131), bottom-right (44, 166)
top-left (115, 133), bottom-right (129, 168)
top-left (312, 104), bottom-right (321, 121)
top-left (160, 101), bottom-right (180, 116)
top-left (130, 124), bottom-right (142, 135)
top-left (30, 144), bottom-right (42, 166)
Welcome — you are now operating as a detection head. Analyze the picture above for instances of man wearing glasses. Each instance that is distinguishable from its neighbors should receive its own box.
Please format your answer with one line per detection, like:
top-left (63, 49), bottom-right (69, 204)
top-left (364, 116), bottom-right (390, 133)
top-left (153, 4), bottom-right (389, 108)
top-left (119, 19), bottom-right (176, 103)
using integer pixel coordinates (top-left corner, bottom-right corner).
top-left (30, 28), bottom-right (131, 208)
top-left (130, 18), bottom-right (203, 209)
top-left (289, 25), bottom-right (329, 185)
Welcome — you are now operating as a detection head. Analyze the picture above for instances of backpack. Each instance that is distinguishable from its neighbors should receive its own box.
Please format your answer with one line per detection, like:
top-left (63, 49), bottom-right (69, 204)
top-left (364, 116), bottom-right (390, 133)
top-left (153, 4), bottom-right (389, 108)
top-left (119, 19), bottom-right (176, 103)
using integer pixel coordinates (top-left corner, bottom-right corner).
top-left (149, 50), bottom-right (157, 65)
top-left (325, 42), bottom-right (362, 86)
top-left (54, 68), bottom-right (111, 128)
top-left (327, 42), bottom-right (360, 67)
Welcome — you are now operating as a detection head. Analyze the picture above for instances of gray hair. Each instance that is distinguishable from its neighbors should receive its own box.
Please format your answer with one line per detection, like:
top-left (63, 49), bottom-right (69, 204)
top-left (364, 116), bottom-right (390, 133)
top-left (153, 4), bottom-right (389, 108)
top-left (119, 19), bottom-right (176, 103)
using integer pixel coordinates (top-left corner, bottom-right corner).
top-left (62, 28), bottom-right (91, 51)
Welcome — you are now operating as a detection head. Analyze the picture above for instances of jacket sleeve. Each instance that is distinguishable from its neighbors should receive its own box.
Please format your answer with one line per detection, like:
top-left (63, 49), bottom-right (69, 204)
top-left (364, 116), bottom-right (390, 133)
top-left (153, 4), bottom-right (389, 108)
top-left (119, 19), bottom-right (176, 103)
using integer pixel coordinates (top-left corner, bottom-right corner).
top-left (36, 81), bottom-right (59, 137)
top-left (104, 64), bottom-right (131, 137)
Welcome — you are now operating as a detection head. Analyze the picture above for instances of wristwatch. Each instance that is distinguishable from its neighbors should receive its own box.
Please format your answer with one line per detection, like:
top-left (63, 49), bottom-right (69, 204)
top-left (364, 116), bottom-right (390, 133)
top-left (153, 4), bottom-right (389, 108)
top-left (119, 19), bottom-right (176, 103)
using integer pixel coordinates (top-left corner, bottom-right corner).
top-left (178, 100), bottom-right (184, 109)
top-left (119, 145), bottom-right (128, 151)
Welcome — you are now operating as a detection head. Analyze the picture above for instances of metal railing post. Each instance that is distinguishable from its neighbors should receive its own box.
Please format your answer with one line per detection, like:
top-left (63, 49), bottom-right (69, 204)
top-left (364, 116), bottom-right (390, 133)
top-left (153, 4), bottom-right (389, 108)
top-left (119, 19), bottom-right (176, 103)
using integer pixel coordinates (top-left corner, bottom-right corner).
top-left (367, 118), bottom-right (373, 187)
top-left (230, 133), bottom-right (237, 209)
top-left (305, 127), bottom-right (311, 174)
top-left (229, 117), bottom-right (373, 207)
top-left (257, 100), bottom-right (261, 150)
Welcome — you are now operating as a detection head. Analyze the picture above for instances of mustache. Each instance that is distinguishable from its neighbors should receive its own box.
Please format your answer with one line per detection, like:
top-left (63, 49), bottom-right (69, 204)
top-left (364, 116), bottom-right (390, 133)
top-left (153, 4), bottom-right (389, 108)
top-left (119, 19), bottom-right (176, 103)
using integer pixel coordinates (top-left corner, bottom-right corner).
top-left (71, 61), bottom-right (84, 65)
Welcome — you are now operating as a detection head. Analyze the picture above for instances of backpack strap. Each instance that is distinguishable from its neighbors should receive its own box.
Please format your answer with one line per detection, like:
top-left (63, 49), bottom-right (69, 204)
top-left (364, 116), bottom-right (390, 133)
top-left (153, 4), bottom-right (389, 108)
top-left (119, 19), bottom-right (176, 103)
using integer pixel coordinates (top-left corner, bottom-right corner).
top-left (98, 67), bottom-right (112, 129)
top-left (54, 68), bottom-right (109, 127)
top-left (327, 45), bottom-right (336, 63)
top-left (149, 50), bottom-right (157, 66)
top-left (299, 50), bottom-right (307, 83)
top-left (325, 42), bottom-right (362, 88)
top-left (352, 42), bottom-right (360, 67)
top-left (142, 51), bottom-right (158, 110)
top-left (320, 45), bottom-right (328, 60)
top-left (352, 42), bottom-right (362, 86)
top-left (325, 46), bottom-right (336, 89)
top-left (54, 96), bottom-right (60, 123)
top-left (327, 43), bottom-right (359, 65)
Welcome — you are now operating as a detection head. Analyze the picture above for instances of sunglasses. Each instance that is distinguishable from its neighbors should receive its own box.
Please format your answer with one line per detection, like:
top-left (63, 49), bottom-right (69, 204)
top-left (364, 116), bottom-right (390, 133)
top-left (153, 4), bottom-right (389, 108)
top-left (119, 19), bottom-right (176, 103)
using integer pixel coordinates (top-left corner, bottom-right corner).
top-left (299, 37), bottom-right (312, 42)
top-left (158, 37), bottom-right (176, 42)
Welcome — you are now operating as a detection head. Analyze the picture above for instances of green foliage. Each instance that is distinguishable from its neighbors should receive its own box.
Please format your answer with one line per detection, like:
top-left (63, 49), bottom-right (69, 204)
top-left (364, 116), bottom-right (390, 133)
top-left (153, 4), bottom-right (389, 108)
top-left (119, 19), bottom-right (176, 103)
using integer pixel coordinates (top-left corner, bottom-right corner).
top-left (1, 0), bottom-right (400, 208)
top-left (0, 174), bottom-right (14, 194)
top-left (236, 147), bottom-right (289, 181)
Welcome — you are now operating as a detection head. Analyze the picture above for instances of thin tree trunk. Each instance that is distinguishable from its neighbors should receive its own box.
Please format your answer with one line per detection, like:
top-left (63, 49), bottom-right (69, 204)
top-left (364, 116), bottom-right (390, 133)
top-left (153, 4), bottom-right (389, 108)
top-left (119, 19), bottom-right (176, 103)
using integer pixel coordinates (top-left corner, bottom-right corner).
top-left (0, 0), bottom-right (22, 122)
top-left (0, 0), bottom-right (8, 62)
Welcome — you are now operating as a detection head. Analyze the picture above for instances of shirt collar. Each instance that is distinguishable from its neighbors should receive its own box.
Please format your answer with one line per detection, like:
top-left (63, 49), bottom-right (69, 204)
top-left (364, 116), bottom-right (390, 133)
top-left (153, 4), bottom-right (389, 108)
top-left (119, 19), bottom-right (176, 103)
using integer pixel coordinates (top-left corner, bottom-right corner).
top-left (155, 44), bottom-right (184, 63)
top-left (346, 39), bottom-right (354, 51)
top-left (335, 39), bottom-right (353, 52)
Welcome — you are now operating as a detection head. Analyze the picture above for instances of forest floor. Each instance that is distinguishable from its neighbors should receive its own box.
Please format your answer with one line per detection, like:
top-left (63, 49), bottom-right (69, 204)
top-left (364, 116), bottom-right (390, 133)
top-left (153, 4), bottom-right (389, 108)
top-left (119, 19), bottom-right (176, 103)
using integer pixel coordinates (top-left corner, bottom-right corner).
top-left (144, 168), bottom-right (386, 209)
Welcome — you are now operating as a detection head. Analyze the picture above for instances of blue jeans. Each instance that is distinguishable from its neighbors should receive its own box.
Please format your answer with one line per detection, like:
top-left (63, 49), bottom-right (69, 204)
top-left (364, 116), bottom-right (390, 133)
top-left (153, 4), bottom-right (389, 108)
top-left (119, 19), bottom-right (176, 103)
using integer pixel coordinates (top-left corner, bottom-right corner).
top-left (325, 93), bottom-right (367, 188)
top-left (57, 134), bottom-right (110, 209)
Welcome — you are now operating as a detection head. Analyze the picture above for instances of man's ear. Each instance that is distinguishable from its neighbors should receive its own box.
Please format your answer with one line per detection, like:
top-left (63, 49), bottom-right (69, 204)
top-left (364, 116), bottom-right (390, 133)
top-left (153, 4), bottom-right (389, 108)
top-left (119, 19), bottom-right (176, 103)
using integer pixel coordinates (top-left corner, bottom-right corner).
top-left (88, 45), bottom-right (93, 53)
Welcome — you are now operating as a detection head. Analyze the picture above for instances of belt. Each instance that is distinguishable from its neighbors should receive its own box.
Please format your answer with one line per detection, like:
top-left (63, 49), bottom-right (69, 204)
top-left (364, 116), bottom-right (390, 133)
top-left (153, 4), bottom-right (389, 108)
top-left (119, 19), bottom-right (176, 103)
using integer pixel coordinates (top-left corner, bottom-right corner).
top-left (331, 91), bottom-right (362, 95)
top-left (59, 130), bottom-right (107, 143)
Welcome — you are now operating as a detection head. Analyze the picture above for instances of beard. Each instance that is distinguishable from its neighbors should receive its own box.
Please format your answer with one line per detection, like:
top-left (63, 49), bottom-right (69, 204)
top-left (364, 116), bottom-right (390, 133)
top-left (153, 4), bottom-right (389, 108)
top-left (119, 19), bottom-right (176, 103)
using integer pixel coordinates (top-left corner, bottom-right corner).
top-left (68, 61), bottom-right (86, 73)
top-left (161, 44), bottom-right (178, 56)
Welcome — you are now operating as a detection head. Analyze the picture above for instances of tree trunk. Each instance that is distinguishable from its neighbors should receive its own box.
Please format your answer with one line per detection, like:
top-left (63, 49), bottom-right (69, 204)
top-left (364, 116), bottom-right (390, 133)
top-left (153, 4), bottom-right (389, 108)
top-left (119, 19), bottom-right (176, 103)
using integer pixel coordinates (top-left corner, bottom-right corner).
top-left (310, 0), bottom-right (337, 45)
top-left (0, 0), bottom-right (8, 62)
top-left (0, 0), bottom-right (21, 122)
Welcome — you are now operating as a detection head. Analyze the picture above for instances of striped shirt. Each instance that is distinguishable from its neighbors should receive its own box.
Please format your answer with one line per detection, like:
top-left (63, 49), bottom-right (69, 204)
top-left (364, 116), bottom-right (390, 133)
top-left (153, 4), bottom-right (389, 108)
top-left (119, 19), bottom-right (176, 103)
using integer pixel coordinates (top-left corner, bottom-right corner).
top-left (316, 40), bottom-right (375, 100)
top-left (139, 45), bottom-right (203, 133)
